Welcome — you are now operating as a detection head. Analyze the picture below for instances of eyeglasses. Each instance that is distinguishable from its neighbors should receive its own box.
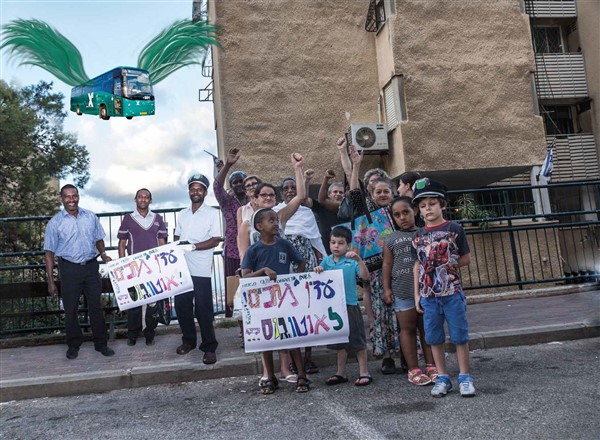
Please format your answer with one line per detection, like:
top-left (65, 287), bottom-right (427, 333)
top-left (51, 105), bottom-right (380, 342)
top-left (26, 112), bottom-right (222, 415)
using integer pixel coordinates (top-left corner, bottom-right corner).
top-left (244, 182), bottom-right (258, 189)
top-left (258, 193), bottom-right (276, 199)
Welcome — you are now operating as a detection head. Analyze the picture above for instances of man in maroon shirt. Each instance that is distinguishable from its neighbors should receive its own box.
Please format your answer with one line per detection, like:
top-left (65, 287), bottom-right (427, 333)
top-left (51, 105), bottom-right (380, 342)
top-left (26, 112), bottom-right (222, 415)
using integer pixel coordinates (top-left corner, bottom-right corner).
top-left (213, 148), bottom-right (248, 317)
top-left (117, 188), bottom-right (167, 346)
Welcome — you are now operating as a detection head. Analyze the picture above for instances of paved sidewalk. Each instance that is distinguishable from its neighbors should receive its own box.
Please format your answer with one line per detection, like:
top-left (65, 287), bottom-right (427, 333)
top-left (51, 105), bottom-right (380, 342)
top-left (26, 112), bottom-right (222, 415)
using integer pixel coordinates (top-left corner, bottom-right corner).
top-left (1, 289), bottom-right (598, 402)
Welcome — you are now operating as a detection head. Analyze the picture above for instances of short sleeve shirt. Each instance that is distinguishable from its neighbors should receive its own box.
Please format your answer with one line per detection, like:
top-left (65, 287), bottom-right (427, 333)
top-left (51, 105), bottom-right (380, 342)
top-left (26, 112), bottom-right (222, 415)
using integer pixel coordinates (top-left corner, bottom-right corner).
top-left (44, 207), bottom-right (105, 263)
top-left (241, 237), bottom-right (304, 276)
top-left (384, 229), bottom-right (417, 301)
top-left (320, 255), bottom-right (360, 305)
top-left (117, 211), bottom-right (167, 255)
top-left (412, 221), bottom-right (470, 298)
top-left (175, 204), bottom-right (222, 277)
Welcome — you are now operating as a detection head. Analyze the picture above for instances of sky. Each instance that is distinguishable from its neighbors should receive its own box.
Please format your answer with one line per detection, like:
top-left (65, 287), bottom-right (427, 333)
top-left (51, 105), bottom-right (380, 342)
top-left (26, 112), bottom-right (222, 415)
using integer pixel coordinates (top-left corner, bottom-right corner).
top-left (1, 0), bottom-right (219, 213)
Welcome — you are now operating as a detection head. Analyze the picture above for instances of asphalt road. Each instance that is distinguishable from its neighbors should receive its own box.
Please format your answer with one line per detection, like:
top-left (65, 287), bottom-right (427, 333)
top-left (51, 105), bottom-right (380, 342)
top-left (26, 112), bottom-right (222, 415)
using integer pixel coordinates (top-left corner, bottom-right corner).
top-left (1, 338), bottom-right (599, 440)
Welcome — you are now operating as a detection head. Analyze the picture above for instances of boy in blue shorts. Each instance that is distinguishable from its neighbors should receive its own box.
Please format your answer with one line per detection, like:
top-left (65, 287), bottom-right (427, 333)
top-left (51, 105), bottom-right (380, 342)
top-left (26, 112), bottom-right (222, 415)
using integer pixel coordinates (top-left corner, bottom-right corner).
top-left (412, 179), bottom-right (476, 397)
top-left (315, 226), bottom-right (372, 386)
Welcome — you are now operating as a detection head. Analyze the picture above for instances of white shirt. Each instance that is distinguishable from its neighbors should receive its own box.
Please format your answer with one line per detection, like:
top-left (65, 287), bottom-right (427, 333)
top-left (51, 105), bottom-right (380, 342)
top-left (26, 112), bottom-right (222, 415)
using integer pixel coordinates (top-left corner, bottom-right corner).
top-left (175, 204), bottom-right (221, 277)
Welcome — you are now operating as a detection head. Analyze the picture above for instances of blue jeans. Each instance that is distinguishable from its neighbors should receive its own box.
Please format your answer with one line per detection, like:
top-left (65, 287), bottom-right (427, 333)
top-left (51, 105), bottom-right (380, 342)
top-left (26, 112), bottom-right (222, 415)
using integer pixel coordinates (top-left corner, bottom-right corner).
top-left (420, 292), bottom-right (469, 345)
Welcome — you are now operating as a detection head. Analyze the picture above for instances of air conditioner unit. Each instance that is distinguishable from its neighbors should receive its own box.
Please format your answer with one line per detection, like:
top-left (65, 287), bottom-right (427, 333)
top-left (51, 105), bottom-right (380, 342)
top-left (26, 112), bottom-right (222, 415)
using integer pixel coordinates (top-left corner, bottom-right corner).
top-left (347, 123), bottom-right (389, 153)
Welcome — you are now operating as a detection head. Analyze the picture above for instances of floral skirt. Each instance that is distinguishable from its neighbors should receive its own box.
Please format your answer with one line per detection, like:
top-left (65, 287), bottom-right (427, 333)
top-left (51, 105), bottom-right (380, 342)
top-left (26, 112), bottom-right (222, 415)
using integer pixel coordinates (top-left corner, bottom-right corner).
top-left (285, 234), bottom-right (318, 272)
top-left (370, 269), bottom-right (401, 357)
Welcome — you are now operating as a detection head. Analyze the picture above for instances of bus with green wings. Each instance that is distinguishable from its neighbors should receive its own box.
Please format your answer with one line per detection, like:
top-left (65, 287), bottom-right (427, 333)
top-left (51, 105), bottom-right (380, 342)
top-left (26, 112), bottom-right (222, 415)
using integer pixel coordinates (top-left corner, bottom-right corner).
top-left (70, 67), bottom-right (155, 120)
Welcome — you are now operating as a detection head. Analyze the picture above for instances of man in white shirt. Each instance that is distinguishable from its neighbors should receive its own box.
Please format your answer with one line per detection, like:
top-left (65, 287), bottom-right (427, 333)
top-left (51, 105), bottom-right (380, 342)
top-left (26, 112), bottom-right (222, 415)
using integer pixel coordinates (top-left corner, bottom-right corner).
top-left (174, 174), bottom-right (221, 364)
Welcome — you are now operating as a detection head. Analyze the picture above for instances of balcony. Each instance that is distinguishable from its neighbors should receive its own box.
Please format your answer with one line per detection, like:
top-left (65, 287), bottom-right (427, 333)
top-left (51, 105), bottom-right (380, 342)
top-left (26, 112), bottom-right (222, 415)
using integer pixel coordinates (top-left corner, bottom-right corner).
top-left (550, 134), bottom-right (599, 182)
top-left (524, 0), bottom-right (577, 18)
top-left (534, 53), bottom-right (589, 100)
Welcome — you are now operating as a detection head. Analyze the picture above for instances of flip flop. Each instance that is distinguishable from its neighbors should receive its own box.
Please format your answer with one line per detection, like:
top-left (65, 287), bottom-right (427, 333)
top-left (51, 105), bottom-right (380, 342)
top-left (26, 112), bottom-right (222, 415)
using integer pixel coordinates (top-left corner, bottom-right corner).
top-left (304, 360), bottom-right (319, 374)
top-left (279, 374), bottom-right (298, 383)
top-left (325, 375), bottom-right (349, 386)
top-left (354, 376), bottom-right (373, 387)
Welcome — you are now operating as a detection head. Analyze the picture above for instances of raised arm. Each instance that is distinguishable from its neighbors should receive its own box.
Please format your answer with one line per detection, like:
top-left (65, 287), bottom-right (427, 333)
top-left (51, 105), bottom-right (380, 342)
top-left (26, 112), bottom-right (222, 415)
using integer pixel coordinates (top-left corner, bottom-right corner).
top-left (349, 145), bottom-right (363, 191)
top-left (215, 148), bottom-right (241, 187)
top-left (302, 168), bottom-right (315, 208)
top-left (336, 136), bottom-right (353, 180)
top-left (277, 153), bottom-right (306, 228)
top-left (317, 169), bottom-right (341, 212)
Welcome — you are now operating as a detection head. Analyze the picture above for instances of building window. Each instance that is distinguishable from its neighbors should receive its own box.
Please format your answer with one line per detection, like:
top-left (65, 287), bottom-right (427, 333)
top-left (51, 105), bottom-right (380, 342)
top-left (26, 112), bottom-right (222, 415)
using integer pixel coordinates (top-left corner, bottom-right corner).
top-left (542, 105), bottom-right (574, 135)
top-left (365, 0), bottom-right (386, 32)
top-left (382, 76), bottom-right (407, 131)
top-left (533, 26), bottom-right (565, 53)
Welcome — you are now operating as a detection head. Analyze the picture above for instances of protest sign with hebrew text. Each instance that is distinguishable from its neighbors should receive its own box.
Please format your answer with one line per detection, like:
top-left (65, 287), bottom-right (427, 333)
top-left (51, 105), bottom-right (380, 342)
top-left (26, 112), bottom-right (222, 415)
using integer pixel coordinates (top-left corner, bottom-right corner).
top-left (240, 270), bottom-right (349, 352)
top-left (106, 242), bottom-right (193, 311)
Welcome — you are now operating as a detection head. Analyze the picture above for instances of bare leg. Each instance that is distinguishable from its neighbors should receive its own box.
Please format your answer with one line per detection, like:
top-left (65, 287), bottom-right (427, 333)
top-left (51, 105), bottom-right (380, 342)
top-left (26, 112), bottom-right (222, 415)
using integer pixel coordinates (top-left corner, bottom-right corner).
top-left (396, 309), bottom-right (419, 371)
top-left (430, 344), bottom-right (447, 375)
top-left (290, 348), bottom-right (305, 376)
top-left (356, 349), bottom-right (369, 377)
top-left (417, 314), bottom-right (435, 365)
top-left (261, 351), bottom-right (275, 378)
top-left (279, 350), bottom-right (293, 377)
top-left (336, 349), bottom-right (348, 377)
top-left (455, 343), bottom-right (471, 375)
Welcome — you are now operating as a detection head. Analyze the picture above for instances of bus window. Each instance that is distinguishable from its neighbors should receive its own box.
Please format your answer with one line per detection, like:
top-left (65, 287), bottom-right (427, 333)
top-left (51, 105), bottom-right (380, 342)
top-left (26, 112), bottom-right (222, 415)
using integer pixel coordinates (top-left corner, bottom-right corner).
top-left (113, 78), bottom-right (122, 97)
top-left (123, 71), bottom-right (153, 99)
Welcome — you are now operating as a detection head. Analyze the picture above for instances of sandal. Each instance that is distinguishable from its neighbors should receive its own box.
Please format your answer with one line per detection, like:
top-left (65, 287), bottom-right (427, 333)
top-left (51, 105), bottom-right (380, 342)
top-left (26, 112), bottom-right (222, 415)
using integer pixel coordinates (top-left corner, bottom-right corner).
top-left (408, 368), bottom-right (432, 386)
top-left (425, 364), bottom-right (439, 382)
top-left (354, 376), bottom-right (373, 386)
top-left (381, 357), bottom-right (396, 375)
top-left (258, 376), bottom-right (278, 395)
top-left (325, 375), bottom-right (349, 386)
top-left (295, 375), bottom-right (310, 393)
top-left (280, 374), bottom-right (298, 383)
top-left (289, 362), bottom-right (298, 375)
top-left (304, 360), bottom-right (319, 374)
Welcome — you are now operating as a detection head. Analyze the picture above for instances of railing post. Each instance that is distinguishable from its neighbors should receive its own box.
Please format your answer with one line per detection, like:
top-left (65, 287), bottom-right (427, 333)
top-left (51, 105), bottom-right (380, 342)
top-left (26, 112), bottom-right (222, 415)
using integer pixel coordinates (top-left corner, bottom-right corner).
top-left (504, 190), bottom-right (523, 290)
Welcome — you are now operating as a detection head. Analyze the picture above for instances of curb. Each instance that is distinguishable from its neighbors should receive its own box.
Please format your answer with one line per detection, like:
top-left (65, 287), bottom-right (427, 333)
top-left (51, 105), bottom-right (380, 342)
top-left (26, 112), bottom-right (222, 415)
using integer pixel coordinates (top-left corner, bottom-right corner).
top-left (1, 322), bottom-right (598, 402)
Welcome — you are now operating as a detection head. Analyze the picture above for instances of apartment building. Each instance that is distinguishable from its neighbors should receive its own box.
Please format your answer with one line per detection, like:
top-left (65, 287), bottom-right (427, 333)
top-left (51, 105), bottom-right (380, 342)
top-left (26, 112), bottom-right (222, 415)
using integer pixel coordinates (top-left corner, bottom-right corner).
top-left (202, 1), bottom-right (597, 189)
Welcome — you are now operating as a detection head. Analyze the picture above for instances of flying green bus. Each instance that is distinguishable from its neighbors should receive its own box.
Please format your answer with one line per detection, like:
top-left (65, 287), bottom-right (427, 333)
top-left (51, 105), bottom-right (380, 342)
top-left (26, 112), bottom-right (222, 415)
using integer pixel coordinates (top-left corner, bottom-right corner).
top-left (70, 67), bottom-right (155, 120)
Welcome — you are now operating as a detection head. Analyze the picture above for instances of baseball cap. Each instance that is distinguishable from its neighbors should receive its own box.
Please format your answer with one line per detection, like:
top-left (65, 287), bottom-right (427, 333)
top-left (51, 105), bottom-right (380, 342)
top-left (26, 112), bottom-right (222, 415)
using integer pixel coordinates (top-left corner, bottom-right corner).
top-left (412, 178), bottom-right (447, 203)
top-left (228, 171), bottom-right (247, 184)
top-left (188, 173), bottom-right (210, 189)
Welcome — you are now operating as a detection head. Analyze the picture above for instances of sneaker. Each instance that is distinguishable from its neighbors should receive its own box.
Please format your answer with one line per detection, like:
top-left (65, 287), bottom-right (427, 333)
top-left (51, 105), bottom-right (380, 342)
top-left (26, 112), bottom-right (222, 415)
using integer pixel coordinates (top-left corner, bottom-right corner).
top-left (97, 346), bottom-right (115, 357)
top-left (431, 376), bottom-right (452, 397)
top-left (458, 375), bottom-right (476, 397)
top-left (145, 336), bottom-right (155, 346)
top-left (127, 337), bottom-right (137, 346)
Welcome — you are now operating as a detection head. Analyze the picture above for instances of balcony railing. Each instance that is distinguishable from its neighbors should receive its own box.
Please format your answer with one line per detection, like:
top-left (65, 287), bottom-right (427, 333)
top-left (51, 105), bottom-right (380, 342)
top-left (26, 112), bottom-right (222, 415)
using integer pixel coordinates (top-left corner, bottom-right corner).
top-left (534, 53), bottom-right (589, 99)
top-left (524, 0), bottom-right (577, 18)
top-left (550, 134), bottom-right (600, 182)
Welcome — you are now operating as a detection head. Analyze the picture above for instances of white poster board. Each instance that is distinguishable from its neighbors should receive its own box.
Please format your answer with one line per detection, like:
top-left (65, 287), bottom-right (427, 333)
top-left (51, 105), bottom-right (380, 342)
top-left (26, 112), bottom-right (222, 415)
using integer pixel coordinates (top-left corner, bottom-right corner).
top-left (106, 242), bottom-right (193, 311)
top-left (240, 270), bottom-right (349, 353)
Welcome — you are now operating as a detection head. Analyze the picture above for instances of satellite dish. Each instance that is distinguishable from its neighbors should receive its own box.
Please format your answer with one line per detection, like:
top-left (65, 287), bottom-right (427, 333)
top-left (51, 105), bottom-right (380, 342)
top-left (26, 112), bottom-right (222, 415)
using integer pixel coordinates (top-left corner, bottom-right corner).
top-left (355, 127), bottom-right (376, 149)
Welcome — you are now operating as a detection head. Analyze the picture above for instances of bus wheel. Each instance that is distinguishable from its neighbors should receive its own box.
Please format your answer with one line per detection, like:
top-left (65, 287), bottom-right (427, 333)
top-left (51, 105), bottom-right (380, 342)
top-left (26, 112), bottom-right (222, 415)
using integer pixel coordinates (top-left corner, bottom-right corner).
top-left (100, 105), bottom-right (110, 120)
top-left (76, 106), bottom-right (82, 116)
top-left (126, 116), bottom-right (133, 120)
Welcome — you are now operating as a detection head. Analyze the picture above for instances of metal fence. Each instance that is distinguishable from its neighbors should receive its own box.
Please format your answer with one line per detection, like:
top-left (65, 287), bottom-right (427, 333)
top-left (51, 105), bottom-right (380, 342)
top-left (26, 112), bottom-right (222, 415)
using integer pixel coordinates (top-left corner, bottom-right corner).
top-left (1, 181), bottom-right (599, 336)
top-left (0, 207), bottom-right (226, 336)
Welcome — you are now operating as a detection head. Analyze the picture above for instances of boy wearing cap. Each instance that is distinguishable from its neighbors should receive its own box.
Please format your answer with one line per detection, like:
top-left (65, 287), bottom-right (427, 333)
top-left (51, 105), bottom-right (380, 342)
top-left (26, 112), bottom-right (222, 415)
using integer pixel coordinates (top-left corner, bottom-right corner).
top-left (411, 178), bottom-right (476, 397)
top-left (174, 173), bottom-right (221, 364)
top-left (214, 148), bottom-right (248, 317)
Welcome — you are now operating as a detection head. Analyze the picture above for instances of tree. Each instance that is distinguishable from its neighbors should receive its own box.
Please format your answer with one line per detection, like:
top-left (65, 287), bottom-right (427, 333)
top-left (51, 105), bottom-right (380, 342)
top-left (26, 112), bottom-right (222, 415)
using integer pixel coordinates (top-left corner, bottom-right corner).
top-left (0, 80), bottom-right (90, 217)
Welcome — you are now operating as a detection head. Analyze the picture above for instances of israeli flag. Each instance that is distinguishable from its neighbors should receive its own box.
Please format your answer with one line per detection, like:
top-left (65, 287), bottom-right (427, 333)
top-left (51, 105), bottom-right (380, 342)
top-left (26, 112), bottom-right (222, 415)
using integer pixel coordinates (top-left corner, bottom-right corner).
top-left (540, 146), bottom-right (554, 180)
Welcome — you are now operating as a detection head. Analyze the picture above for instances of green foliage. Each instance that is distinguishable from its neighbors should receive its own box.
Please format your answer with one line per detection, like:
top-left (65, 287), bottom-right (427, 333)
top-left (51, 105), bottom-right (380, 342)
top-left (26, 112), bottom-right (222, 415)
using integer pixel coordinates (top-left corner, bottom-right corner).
top-left (0, 80), bottom-right (90, 217)
top-left (138, 19), bottom-right (219, 84)
top-left (1, 19), bottom-right (89, 87)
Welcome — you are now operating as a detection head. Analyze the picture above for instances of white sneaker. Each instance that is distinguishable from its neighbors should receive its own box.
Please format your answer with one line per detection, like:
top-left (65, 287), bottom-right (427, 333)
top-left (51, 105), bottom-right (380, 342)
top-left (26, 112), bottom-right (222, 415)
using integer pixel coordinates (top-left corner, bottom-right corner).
top-left (431, 378), bottom-right (452, 397)
top-left (459, 378), bottom-right (476, 397)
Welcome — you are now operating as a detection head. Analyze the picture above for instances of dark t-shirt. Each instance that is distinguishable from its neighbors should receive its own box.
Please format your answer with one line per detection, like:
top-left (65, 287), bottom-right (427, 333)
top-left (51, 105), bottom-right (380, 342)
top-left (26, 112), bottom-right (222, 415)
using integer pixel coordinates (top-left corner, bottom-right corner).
top-left (241, 237), bottom-right (305, 276)
top-left (310, 199), bottom-right (341, 255)
top-left (412, 221), bottom-right (470, 298)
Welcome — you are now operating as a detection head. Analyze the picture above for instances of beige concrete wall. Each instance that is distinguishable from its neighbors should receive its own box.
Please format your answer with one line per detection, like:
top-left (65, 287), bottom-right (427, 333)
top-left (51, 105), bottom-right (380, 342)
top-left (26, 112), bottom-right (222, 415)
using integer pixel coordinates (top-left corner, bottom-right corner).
top-left (211, 0), bottom-right (547, 185)
top-left (210, 0), bottom-right (381, 182)
top-left (385, 0), bottom-right (546, 177)
top-left (576, 0), bottom-right (600, 158)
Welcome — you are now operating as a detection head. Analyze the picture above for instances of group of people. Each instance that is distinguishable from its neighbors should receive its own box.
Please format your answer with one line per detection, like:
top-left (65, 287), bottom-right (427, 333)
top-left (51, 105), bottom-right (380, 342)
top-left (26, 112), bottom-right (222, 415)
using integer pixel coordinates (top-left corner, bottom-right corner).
top-left (43, 136), bottom-right (476, 398)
